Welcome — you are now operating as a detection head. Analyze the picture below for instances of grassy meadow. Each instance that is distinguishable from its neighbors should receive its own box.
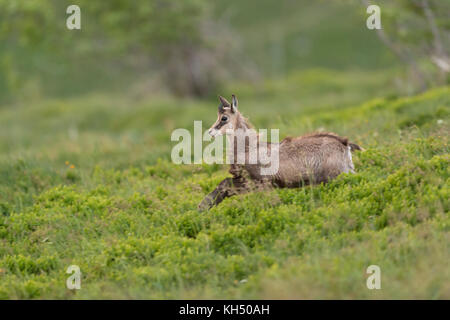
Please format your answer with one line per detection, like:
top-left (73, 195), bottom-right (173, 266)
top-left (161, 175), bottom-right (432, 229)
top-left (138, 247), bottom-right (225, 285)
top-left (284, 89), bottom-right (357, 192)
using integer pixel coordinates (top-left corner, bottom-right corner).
top-left (0, 77), bottom-right (448, 299)
top-left (0, 0), bottom-right (449, 299)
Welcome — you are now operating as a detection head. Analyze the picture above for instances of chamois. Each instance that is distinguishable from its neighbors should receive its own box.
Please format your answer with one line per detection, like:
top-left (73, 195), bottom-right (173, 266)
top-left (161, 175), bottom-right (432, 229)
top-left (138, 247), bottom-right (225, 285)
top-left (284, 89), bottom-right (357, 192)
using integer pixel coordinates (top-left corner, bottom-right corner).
top-left (198, 94), bottom-right (362, 210)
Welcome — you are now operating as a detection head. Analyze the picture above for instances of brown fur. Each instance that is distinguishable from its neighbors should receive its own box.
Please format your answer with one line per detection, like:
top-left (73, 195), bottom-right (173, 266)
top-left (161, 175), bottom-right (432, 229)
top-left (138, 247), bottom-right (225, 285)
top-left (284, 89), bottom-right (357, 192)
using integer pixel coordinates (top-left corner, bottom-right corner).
top-left (198, 95), bottom-right (362, 210)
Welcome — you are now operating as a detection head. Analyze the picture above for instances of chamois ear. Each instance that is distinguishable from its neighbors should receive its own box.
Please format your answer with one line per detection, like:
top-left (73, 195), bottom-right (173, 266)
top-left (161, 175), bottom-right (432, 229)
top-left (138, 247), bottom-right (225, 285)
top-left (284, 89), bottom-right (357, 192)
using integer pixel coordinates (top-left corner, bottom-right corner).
top-left (231, 94), bottom-right (238, 112)
top-left (218, 96), bottom-right (231, 111)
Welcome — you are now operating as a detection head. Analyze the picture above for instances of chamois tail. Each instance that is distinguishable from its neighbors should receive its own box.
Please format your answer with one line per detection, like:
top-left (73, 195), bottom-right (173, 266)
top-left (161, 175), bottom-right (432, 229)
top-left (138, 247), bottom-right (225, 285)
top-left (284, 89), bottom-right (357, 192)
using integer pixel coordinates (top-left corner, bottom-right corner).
top-left (349, 142), bottom-right (364, 152)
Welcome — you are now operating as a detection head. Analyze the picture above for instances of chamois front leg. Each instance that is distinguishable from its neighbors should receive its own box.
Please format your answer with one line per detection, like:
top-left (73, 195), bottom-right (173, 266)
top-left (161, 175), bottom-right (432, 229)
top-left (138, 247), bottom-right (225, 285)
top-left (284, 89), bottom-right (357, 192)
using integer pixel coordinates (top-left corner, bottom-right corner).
top-left (198, 178), bottom-right (233, 211)
top-left (198, 176), bottom-right (252, 211)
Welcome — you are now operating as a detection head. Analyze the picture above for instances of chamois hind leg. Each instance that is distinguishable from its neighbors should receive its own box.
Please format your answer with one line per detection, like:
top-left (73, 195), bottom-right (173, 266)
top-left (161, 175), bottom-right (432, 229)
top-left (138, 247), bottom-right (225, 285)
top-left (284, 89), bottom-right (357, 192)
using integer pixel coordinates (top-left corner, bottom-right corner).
top-left (198, 177), bottom-right (253, 211)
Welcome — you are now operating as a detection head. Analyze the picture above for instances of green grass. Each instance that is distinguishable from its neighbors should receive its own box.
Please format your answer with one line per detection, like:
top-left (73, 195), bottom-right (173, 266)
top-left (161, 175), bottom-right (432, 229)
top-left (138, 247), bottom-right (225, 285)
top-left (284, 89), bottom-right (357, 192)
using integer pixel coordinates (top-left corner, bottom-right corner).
top-left (0, 76), bottom-right (448, 298)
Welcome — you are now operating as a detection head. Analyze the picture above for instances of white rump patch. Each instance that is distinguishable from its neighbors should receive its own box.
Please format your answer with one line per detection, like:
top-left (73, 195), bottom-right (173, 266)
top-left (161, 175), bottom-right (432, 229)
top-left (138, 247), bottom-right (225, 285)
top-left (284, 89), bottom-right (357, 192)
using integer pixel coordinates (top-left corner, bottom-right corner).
top-left (347, 146), bottom-right (355, 173)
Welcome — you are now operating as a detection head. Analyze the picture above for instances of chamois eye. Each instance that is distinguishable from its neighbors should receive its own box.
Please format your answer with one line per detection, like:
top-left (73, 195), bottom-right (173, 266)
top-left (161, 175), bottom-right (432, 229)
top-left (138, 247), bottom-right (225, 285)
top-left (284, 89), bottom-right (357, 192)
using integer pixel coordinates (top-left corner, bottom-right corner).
top-left (221, 116), bottom-right (228, 122)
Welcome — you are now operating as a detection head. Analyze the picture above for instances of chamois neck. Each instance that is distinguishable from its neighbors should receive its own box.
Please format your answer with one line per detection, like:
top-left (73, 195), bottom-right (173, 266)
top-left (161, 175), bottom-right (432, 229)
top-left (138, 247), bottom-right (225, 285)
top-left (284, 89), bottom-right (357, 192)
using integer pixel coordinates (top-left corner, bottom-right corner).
top-left (235, 112), bottom-right (253, 131)
top-left (226, 113), bottom-right (260, 163)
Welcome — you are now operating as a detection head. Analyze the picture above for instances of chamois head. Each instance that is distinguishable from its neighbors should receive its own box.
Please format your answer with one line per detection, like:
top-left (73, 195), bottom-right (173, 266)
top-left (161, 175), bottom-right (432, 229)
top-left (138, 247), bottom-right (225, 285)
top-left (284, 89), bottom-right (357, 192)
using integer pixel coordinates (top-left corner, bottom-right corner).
top-left (208, 95), bottom-right (250, 137)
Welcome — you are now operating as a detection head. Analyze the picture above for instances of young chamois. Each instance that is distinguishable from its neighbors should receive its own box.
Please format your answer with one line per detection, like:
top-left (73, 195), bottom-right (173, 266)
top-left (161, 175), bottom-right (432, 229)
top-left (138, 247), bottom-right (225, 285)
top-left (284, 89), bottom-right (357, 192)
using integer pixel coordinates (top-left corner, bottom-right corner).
top-left (198, 94), bottom-right (362, 210)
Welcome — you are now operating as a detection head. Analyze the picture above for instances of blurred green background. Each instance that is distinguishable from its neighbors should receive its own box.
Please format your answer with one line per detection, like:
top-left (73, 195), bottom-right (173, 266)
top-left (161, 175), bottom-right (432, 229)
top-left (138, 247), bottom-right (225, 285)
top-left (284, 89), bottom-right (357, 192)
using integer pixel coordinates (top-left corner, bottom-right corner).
top-left (0, 0), bottom-right (425, 102)
top-left (1, 0), bottom-right (448, 102)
